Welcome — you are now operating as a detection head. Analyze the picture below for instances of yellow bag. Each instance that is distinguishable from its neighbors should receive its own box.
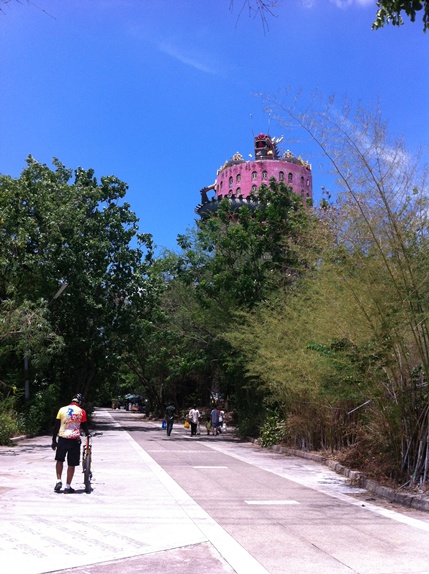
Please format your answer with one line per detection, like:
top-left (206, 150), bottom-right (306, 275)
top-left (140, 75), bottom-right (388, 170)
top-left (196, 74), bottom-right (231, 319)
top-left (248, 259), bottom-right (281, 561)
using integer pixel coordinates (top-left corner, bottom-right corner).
top-left (184, 421), bottom-right (190, 429)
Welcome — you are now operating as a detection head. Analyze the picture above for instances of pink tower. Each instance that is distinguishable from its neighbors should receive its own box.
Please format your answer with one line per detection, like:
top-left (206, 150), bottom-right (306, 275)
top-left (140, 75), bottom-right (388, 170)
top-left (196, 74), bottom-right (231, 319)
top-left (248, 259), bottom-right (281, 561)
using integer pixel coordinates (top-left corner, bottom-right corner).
top-left (196, 134), bottom-right (312, 217)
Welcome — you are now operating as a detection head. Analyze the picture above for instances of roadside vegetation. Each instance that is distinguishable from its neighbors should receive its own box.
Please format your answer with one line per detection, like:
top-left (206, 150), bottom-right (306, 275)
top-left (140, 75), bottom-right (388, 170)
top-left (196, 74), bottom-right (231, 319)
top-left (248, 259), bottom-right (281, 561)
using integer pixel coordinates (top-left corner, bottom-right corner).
top-left (2, 97), bottom-right (429, 491)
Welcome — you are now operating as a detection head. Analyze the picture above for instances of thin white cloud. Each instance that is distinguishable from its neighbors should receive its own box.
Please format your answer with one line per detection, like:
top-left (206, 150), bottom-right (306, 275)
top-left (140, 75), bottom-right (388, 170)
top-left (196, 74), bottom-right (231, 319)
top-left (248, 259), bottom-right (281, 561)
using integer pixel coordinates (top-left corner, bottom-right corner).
top-left (302, 0), bottom-right (375, 9)
top-left (329, 0), bottom-right (375, 7)
top-left (158, 41), bottom-right (218, 75)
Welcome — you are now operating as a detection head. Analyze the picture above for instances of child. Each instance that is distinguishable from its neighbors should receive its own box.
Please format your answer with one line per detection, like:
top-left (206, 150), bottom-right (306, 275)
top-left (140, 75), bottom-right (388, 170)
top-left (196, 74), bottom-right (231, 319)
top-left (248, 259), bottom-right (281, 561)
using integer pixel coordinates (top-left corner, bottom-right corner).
top-left (206, 415), bottom-right (212, 435)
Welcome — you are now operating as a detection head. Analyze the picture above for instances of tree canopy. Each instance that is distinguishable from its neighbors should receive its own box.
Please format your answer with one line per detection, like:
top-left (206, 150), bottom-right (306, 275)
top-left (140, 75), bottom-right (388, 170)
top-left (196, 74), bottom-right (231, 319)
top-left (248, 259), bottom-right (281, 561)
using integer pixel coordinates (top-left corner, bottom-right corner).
top-left (0, 156), bottom-right (158, 432)
top-left (373, 0), bottom-right (429, 32)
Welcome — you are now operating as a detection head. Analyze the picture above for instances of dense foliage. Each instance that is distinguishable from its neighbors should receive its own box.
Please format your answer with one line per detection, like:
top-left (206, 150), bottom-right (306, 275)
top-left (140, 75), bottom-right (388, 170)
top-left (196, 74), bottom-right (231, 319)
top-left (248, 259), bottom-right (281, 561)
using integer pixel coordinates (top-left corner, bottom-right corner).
top-left (161, 180), bottom-right (316, 432)
top-left (0, 157), bottom-right (158, 435)
top-left (235, 94), bottom-right (429, 485)
top-left (373, 0), bottom-right (429, 32)
top-left (3, 100), bottom-right (429, 490)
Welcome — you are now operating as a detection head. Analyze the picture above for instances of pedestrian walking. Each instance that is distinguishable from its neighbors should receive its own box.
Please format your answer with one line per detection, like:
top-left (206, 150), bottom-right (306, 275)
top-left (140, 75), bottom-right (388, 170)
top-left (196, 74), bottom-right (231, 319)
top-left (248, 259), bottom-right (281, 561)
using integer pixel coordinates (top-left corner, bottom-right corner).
top-left (211, 405), bottom-right (219, 435)
top-left (188, 405), bottom-right (200, 436)
top-left (165, 401), bottom-right (176, 436)
top-left (51, 393), bottom-right (89, 493)
top-left (218, 407), bottom-right (225, 433)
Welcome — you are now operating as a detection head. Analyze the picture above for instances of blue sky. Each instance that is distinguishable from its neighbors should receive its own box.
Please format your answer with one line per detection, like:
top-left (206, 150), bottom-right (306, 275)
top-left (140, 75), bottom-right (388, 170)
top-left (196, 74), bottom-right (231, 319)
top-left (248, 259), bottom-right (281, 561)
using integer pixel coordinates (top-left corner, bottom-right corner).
top-left (1, 0), bottom-right (427, 253)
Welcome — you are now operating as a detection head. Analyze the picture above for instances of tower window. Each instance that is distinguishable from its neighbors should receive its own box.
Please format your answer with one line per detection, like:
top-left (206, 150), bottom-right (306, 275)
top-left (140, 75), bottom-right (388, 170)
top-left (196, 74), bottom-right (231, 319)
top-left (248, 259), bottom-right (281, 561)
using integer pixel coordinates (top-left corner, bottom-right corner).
top-left (262, 171), bottom-right (267, 179)
top-left (306, 179), bottom-right (310, 187)
top-left (229, 176), bottom-right (233, 187)
top-left (252, 184), bottom-right (257, 191)
top-left (301, 176), bottom-right (305, 185)
top-left (288, 173), bottom-right (293, 182)
top-left (252, 171), bottom-right (257, 180)
top-left (236, 187), bottom-right (241, 195)
top-left (236, 174), bottom-right (241, 182)
top-left (279, 171), bottom-right (284, 181)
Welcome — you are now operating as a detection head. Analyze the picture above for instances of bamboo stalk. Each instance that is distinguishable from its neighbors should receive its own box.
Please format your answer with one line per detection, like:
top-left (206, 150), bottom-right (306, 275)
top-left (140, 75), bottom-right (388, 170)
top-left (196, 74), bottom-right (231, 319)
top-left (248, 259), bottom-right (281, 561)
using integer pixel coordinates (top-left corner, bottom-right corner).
top-left (412, 439), bottom-right (423, 486)
top-left (422, 420), bottom-right (429, 485)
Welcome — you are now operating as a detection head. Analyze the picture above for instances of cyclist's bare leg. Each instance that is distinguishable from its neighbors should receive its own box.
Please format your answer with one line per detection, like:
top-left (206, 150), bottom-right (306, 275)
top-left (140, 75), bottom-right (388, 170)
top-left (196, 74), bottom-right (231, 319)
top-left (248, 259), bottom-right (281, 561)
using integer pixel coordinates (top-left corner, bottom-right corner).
top-left (66, 466), bottom-right (75, 485)
top-left (56, 461), bottom-right (63, 481)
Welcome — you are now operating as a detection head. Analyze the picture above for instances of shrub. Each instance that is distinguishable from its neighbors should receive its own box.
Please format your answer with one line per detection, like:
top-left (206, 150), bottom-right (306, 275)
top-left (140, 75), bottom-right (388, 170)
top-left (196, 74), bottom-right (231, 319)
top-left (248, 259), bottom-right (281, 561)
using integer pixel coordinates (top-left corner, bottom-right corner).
top-left (260, 413), bottom-right (286, 447)
top-left (24, 384), bottom-right (61, 437)
top-left (0, 399), bottom-right (25, 445)
top-left (236, 413), bottom-right (258, 439)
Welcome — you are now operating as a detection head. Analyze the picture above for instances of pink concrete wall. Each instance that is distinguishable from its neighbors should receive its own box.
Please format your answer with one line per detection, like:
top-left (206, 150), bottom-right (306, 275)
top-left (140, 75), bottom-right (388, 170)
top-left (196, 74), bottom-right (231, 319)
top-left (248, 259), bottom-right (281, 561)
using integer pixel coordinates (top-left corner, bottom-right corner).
top-left (216, 159), bottom-right (312, 203)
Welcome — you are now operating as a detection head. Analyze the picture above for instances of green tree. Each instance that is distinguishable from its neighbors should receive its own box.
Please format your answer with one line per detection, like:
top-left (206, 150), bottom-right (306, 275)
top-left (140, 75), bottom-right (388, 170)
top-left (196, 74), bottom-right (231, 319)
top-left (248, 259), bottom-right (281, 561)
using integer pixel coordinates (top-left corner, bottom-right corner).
top-left (0, 156), bottom-right (156, 432)
top-left (165, 180), bottom-right (315, 426)
top-left (177, 180), bottom-right (313, 314)
top-left (373, 0), bottom-right (429, 32)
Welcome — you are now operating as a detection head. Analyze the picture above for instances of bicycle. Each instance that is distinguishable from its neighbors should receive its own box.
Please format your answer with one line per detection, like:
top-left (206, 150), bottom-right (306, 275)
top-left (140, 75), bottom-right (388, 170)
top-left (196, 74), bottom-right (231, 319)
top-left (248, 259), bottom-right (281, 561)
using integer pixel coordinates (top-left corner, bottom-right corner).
top-left (82, 432), bottom-right (102, 493)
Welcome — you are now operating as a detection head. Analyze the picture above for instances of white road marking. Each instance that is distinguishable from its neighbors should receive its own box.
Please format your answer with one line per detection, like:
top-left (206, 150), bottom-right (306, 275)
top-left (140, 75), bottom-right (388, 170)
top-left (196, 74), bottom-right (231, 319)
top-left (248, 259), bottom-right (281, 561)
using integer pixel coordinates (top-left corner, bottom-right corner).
top-left (147, 450), bottom-right (209, 453)
top-left (193, 465), bottom-right (228, 469)
top-left (245, 500), bottom-right (300, 505)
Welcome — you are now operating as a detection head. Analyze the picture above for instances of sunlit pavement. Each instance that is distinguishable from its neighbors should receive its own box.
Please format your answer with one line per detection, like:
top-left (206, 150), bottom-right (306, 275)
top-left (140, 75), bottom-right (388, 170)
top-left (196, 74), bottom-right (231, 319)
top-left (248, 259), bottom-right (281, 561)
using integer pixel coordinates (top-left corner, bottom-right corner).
top-left (2, 408), bottom-right (429, 574)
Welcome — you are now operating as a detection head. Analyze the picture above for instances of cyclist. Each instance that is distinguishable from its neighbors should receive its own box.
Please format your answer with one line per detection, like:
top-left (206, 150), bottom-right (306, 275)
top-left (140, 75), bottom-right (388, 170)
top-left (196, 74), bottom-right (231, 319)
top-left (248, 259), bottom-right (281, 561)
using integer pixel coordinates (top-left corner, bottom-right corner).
top-left (51, 393), bottom-right (89, 493)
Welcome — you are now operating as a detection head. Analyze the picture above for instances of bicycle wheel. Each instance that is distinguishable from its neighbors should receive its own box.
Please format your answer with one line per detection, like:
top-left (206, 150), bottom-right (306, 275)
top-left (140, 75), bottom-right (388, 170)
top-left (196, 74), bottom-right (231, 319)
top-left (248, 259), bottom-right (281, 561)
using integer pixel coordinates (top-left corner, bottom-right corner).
top-left (84, 451), bottom-right (92, 493)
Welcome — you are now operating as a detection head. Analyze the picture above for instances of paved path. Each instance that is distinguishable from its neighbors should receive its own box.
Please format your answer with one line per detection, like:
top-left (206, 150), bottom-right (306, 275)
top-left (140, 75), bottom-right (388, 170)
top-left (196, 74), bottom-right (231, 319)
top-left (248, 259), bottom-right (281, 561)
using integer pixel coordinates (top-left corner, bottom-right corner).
top-left (1, 409), bottom-right (429, 573)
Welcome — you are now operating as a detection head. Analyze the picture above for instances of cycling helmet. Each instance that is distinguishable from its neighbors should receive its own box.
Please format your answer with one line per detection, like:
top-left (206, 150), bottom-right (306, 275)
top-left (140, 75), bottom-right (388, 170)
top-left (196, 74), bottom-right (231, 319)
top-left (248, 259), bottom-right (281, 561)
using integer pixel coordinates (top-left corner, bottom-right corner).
top-left (71, 393), bottom-right (84, 406)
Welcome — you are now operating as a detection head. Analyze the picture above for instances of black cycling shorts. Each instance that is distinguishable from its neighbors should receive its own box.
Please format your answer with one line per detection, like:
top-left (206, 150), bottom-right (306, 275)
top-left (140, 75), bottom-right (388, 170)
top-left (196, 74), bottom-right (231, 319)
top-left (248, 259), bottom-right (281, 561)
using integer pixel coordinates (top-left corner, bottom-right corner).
top-left (55, 437), bottom-right (81, 466)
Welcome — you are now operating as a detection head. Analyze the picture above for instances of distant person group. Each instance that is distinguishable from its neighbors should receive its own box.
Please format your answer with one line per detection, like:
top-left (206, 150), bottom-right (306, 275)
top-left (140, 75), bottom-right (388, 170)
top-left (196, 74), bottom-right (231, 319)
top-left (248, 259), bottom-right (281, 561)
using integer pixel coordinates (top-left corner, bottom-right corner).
top-left (208, 404), bottom-right (224, 436)
top-left (163, 403), bottom-right (225, 437)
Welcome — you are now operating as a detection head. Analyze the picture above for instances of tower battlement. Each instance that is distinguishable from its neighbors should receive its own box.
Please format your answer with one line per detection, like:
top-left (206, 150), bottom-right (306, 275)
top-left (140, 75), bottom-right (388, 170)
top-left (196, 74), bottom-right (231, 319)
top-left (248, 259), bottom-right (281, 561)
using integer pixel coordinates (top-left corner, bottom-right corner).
top-left (196, 134), bottom-right (312, 217)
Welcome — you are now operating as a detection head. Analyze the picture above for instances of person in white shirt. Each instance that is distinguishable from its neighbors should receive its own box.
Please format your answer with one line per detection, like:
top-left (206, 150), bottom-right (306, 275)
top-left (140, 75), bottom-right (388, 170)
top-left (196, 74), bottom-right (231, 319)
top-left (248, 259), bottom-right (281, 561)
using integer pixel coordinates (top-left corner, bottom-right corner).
top-left (188, 405), bottom-right (200, 436)
top-left (218, 408), bottom-right (225, 433)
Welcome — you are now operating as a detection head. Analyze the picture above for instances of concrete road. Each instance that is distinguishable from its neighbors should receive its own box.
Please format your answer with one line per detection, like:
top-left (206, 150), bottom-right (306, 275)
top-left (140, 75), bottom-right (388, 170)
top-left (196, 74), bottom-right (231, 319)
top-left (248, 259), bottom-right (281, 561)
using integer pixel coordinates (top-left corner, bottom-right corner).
top-left (1, 409), bottom-right (429, 574)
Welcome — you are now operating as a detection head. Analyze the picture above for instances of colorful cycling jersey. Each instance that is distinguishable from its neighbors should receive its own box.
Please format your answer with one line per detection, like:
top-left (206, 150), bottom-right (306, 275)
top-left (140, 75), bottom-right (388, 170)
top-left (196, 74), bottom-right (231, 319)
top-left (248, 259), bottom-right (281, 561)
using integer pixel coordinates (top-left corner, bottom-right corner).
top-left (56, 403), bottom-right (87, 439)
